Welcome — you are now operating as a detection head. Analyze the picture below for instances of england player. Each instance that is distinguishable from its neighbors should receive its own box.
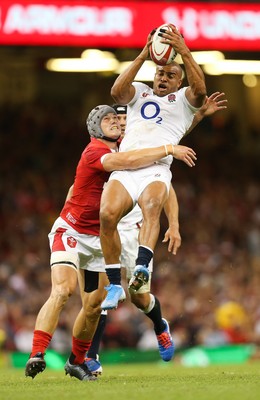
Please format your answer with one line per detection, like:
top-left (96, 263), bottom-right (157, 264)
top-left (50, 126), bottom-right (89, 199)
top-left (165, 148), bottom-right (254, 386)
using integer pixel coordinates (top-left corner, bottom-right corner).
top-left (99, 25), bottom-right (207, 322)
top-left (85, 105), bottom-right (181, 375)
top-left (85, 93), bottom-right (227, 376)
top-left (25, 104), bottom-right (196, 380)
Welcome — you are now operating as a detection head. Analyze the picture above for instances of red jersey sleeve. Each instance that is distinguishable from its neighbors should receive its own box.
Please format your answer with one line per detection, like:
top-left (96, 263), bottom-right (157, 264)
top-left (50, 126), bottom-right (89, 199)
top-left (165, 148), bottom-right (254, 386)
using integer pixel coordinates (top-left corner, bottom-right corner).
top-left (83, 139), bottom-right (111, 170)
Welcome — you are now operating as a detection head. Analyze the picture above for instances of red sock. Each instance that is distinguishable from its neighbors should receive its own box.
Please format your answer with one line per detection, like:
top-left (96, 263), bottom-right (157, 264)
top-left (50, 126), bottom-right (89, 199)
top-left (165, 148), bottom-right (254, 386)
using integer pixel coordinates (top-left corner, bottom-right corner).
top-left (31, 330), bottom-right (52, 357)
top-left (72, 336), bottom-right (91, 364)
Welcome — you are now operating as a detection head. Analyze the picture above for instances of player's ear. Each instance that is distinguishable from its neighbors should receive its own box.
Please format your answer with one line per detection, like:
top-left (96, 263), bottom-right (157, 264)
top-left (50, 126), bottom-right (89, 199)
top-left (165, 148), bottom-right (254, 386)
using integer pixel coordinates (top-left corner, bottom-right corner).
top-left (177, 79), bottom-right (183, 88)
top-left (178, 68), bottom-right (185, 87)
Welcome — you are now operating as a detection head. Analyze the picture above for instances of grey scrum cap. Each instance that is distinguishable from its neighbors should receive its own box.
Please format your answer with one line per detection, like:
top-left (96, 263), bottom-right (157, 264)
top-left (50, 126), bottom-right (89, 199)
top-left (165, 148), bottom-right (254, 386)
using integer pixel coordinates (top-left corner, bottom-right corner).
top-left (86, 105), bottom-right (116, 138)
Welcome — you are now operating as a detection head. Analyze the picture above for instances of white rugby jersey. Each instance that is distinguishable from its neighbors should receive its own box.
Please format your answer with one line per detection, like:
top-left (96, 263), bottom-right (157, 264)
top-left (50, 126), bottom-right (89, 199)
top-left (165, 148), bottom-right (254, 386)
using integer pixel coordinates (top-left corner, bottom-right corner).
top-left (119, 82), bottom-right (199, 166)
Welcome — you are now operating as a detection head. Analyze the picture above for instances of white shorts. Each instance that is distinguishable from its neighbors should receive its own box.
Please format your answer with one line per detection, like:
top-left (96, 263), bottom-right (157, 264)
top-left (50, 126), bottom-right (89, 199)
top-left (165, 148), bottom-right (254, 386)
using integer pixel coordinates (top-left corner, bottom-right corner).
top-left (48, 217), bottom-right (105, 272)
top-left (49, 218), bottom-right (153, 293)
top-left (119, 225), bottom-right (153, 294)
top-left (109, 164), bottom-right (172, 203)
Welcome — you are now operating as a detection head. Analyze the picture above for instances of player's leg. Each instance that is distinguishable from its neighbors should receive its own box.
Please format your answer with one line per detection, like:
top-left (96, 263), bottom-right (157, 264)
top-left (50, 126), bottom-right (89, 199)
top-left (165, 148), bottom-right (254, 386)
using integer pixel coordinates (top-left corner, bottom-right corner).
top-left (86, 310), bottom-right (107, 375)
top-left (130, 289), bottom-right (174, 362)
top-left (138, 182), bottom-right (168, 246)
top-left (25, 262), bottom-right (78, 378)
top-left (100, 179), bottom-right (132, 310)
top-left (129, 180), bottom-right (168, 291)
top-left (26, 219), bottom-right (81, 379)
top-left (65, 270), bottom-right (108, 381)
top-left (121, 225), bottom-right (174, 362)
top-left (84, 270), bottom-right (108, 375)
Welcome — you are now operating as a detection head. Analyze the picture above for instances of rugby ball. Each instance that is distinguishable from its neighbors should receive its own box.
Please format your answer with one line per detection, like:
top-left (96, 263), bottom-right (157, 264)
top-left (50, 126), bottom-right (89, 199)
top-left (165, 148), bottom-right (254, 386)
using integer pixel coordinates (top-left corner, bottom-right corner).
top-left (149, 24), bottom-right (177, 66)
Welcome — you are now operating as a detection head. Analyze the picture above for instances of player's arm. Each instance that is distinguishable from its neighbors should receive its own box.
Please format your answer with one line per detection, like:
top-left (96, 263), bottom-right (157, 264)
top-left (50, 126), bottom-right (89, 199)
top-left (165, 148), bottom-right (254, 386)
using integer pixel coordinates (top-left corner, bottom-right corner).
top-left (162, 185), bottom-right (181, 255)
top-left (160, 26), bottom-right (206, 108)
top-left (185, 92), bottom-right (228, 135)
top-left (102, 144), bottom-right (197, 171)
top-left (111, 33), bottom-right (153, 104)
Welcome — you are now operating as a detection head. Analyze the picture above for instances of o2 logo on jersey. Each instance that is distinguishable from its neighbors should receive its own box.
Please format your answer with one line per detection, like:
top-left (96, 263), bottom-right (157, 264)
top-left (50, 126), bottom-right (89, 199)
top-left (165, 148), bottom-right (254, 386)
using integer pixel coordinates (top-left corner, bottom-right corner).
top-left (141, 101), bottom-right (162, 124)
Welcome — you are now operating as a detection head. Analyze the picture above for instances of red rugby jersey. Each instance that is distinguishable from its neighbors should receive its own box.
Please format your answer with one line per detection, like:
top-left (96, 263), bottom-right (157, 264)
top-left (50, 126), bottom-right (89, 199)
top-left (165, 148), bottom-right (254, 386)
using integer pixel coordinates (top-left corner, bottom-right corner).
top-left (60, 138), bottom-right (112, 235)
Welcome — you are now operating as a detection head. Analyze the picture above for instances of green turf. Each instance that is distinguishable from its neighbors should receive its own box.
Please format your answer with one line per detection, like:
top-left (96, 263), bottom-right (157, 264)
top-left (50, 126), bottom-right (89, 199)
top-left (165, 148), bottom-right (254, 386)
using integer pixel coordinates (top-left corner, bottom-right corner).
top-left (1, 361), bottom-right (260, 400)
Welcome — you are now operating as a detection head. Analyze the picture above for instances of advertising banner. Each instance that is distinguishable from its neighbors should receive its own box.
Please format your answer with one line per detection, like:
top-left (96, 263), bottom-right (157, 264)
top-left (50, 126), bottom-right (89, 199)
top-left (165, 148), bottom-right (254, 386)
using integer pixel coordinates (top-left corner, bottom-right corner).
top-left (0, 1), bottom-right (259, 50)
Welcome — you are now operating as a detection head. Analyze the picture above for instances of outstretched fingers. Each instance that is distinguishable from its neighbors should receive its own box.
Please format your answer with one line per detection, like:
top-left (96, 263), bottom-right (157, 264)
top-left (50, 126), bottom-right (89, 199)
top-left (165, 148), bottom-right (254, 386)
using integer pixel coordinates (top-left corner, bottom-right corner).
top-left (184, 153), bottom-right (196, 167)
top-left (208, 92), bottom-right (228, 109)
top-left (172, 145), bottom-right (197, 167)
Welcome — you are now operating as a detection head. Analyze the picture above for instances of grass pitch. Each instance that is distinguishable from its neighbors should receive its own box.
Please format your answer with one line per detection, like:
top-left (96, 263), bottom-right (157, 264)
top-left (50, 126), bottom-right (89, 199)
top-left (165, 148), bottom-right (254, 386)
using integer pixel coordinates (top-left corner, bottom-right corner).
top-left (1, 361), bottom-right (260, 400)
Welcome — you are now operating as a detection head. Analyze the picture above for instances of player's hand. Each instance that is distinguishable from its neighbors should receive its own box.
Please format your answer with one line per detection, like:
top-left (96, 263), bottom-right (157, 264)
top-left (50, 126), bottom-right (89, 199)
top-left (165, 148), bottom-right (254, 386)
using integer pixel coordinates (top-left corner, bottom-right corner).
top-left (150, 27), bottom-right (157, 37)
top-left (160, 25), bottom-right (187, 54)
top-left (162, 226), bottom-right (181, 255)
top-left (201, 92), bottom-right (228, 117)
top-left (139, 32), bottom-right (153, 60)
top-left (172, 145), bottom-right (197, 167)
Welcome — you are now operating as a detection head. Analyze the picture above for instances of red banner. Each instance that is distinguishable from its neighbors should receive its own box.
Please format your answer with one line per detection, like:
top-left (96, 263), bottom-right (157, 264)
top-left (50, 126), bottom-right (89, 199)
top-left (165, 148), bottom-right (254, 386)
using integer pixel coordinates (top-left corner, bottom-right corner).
top-left (0, 1), bottom-right (259, 50)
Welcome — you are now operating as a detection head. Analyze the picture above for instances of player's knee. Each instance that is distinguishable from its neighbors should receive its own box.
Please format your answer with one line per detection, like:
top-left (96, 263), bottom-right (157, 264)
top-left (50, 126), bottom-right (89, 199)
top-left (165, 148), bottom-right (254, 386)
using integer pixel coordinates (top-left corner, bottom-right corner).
top-left (84, 298), bottom-right (103, 320)
top-left (142, 197), bottom-right (164, 220)
top-left (82, 291), bottom-right (104, 310)
top-left (100, 204), bottom-right (119, 229)
top-left (51, 285), bottom-right (74, 306)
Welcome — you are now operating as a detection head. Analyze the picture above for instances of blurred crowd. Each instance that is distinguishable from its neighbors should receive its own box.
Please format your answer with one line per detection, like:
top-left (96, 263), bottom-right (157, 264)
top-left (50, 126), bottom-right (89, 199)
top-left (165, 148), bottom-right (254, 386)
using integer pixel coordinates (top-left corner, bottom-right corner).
top-left (0, 101), bottom-right (260, 355)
